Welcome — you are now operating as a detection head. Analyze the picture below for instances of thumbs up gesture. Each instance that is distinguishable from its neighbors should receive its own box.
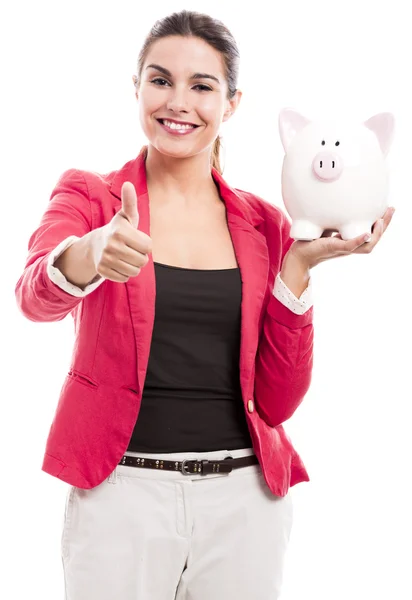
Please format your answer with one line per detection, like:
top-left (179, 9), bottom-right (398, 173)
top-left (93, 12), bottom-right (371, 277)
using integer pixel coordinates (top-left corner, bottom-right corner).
top-left (116, 181), bottom-right (141, 229)
top-left (90, 182), bottom-right (153, 283)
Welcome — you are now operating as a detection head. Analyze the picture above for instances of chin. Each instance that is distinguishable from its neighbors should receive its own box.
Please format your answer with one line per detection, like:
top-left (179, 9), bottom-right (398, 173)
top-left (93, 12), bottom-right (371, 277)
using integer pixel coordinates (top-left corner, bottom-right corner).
top-left (151, 140), bottom-right (203, 159)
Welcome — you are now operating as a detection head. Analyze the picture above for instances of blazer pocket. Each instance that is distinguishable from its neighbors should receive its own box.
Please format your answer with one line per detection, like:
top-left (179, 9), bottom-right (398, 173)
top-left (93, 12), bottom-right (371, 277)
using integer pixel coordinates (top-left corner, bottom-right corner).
top-left (67, 369), bottom-right (99, 389)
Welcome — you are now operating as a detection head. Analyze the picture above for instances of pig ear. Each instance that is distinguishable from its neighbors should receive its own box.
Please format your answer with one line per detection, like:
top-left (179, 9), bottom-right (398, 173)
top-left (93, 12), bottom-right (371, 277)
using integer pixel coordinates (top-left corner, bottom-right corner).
top-left (364, 112), bottom-right (395, 156)
top-left (278, 108), bottom-right (311, 152)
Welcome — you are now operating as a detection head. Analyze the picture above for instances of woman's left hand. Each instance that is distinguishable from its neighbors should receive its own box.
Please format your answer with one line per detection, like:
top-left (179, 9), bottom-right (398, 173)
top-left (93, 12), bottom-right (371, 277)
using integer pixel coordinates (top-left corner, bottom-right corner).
top-left (288, 207), bottom-right (396, 270)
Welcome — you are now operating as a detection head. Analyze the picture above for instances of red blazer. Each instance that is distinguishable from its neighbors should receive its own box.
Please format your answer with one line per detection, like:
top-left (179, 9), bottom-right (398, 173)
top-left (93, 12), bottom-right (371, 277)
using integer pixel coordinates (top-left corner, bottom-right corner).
top-left (15, 151), bottom-right (314, 496)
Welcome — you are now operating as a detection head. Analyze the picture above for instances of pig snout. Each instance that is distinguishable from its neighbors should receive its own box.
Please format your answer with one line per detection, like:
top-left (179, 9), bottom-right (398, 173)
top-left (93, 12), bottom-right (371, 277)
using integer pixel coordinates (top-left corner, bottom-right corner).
top-left (312, 151), bottom-right (343, 181)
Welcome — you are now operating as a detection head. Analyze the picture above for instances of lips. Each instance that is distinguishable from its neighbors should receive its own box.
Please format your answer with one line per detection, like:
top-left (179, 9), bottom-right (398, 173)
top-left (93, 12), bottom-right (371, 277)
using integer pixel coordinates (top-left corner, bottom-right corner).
top-left (157, 118), bottom-right (200, 127)
top-left (156, 118), bottom-right (201, 136)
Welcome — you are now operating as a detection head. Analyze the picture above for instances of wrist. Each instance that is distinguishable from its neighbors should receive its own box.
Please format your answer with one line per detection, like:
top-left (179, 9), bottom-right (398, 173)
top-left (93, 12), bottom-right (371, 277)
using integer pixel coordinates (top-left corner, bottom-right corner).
top-left (54, 231), bottom-right (99, 289)
top-left (280, 251), bottom-right (311, 299)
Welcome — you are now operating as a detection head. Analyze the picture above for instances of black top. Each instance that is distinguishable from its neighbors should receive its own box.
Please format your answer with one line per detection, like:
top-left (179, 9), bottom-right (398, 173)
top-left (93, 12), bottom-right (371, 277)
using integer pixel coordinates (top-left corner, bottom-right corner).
top-left (127, 261), bottom-right (253, 453)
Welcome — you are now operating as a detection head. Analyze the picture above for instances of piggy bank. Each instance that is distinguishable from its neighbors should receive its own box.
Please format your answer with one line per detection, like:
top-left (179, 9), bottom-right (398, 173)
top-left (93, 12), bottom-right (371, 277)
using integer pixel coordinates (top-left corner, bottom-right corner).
top-left (278, 108), bottom-right (395, 240)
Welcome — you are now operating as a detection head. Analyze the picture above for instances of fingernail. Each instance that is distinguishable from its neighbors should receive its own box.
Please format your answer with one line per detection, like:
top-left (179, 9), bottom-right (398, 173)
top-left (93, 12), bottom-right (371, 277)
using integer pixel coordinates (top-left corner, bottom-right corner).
top-left (364, 234), bottom-right (372, 242)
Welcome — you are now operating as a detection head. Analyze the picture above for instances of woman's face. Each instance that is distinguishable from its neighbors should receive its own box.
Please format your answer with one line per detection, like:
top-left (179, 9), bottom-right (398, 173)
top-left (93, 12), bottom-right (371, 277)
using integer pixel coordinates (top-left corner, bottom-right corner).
top-left (135, 35), bottom-right (241, 159)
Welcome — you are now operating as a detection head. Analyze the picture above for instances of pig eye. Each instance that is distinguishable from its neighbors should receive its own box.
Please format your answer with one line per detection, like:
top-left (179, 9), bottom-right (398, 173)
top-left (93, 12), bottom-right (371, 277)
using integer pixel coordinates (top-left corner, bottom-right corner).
top-left (321, 140), bottom-right (325, 145)
top-left (335, 141), bottom-right (340, 146)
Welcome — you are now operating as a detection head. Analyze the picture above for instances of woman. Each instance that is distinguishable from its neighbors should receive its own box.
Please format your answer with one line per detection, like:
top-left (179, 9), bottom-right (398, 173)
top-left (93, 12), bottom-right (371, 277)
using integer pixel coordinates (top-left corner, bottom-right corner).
top-left (15, 9), bottom-right (394, 600)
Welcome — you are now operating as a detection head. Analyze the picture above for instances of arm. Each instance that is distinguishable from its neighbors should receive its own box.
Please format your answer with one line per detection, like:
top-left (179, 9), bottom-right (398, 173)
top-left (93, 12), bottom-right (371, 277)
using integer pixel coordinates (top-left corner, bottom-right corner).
top-left (15, 169), bottom-right (98, 322)
top-left (253, 201), bottom-right (395, 427)
top-left (254, 214), bottom-right (314, 427)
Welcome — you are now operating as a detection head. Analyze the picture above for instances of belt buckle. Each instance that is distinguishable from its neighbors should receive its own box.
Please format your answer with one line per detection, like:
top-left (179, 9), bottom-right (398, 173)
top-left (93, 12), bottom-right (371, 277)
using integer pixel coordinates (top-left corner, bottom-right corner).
top-left (181, 459), bottom-right (209, 476)
top-left (181, 459), bottom-right (189, 475)
top-left (180, 459), bottom-right (205, 475)
top-left (181, 459), bottom-right (197, 475)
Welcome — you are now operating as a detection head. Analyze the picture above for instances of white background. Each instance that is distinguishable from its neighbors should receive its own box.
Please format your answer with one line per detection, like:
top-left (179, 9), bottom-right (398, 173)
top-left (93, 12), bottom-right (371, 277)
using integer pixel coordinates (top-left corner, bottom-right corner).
top-left (2, 0), bottom-right (411, 598)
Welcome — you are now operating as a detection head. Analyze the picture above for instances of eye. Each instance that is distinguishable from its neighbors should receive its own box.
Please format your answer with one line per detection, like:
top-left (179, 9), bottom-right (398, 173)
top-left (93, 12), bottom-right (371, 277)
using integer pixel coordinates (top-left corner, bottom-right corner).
top-left (151, 77), bottom-right (170, 86)
top-left (193, 84), bottom-right (212, 92)
top-left (321, 140), bottom-right (325, 145)
top-left (335, 141), bottom-right (340, 146)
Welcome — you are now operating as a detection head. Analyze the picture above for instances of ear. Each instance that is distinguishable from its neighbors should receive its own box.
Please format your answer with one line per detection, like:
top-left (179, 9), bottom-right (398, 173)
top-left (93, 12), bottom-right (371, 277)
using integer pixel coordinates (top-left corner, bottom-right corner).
top-left (132, 74), bottom-right (139, 99)
top-left (364, 112), bottom-right (395, 156)
top-left (278, 108), bottom-right (311, 152)
top-left (222, 89), bottom-right (242, 122)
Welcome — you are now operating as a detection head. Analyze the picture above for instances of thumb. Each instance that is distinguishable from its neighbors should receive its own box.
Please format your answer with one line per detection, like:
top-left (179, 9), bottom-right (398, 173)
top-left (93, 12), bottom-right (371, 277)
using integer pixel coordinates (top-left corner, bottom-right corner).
top-left (121, 181), bottom-right (139, 228)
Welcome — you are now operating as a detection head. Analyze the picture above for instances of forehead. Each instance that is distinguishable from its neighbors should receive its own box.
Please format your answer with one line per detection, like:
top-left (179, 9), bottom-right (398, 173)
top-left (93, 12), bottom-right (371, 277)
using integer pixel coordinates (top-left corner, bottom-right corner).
top-left (143, 36), bottom-right (225, 78)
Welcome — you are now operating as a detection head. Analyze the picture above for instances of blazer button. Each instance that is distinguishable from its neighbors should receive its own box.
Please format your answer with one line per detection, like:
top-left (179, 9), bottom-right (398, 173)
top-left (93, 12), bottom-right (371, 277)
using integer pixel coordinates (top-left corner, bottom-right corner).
top-left (247, 400), bottom-right (254, 413)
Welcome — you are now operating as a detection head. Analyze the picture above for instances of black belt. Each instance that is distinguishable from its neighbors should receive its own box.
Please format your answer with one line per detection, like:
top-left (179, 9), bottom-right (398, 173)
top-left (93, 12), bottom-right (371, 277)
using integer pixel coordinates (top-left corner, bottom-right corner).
top-left (119, 454), bottom-right (259, 476)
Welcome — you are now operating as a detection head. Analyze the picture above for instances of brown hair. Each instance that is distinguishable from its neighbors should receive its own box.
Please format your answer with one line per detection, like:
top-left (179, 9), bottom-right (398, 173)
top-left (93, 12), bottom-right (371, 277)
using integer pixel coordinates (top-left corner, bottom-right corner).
top-left (133, 10), bottom-right (240, 174)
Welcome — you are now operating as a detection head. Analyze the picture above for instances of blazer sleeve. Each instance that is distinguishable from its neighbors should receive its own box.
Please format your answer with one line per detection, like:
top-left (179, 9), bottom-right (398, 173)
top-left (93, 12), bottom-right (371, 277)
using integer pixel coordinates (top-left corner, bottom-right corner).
top-left (15, 168), bottom-right (93, 322)
top-left (253, 210), bottom-right (314, 427)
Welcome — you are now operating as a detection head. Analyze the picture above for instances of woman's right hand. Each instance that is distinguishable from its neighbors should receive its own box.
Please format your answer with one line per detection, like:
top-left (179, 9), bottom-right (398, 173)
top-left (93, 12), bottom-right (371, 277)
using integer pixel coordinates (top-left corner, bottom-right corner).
top-left (90, 182), bottom-right (153, 283)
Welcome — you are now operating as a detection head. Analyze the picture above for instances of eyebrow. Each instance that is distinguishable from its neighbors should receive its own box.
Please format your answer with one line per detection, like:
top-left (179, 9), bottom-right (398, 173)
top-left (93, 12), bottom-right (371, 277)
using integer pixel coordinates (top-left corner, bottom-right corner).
top-left (146, 63), bottom-right (220, 84)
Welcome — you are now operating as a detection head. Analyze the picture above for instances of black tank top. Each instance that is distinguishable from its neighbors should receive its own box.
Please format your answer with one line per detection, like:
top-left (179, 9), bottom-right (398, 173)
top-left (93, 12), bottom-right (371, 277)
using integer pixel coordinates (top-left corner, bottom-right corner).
top-left (127, 261), bottom-right (253, 453)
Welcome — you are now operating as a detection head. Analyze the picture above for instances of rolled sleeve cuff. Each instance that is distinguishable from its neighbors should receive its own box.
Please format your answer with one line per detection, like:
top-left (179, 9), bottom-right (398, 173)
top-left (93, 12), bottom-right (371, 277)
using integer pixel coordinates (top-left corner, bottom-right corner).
top-left (273, 272), bottom-right (313, 314)
top-left (267, 272), bottom-right (314, 328)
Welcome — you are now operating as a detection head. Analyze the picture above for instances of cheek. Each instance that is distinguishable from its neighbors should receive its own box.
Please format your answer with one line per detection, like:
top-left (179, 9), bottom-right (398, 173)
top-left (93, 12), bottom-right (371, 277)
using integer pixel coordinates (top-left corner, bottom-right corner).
top-left (139, 89), bottom-right (157, 115)
top-left (139, 82), bottom-right (166, 110)
top-left (138, 95), bottom-right (161, 136)
top-left (198, 97), bottom-right (224, 123)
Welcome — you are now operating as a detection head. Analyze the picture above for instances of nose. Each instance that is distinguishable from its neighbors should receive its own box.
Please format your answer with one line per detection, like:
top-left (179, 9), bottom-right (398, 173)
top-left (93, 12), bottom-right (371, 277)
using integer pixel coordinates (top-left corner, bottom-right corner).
top-left (312, 151), bottom-right (343, 181)
top-left (166, 86), bottom-right (190, 113)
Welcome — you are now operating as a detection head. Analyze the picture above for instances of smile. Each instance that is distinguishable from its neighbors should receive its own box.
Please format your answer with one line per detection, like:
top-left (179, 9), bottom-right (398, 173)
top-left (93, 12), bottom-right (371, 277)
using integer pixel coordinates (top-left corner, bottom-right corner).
top-left (156, 118), bottom-right (200, 135)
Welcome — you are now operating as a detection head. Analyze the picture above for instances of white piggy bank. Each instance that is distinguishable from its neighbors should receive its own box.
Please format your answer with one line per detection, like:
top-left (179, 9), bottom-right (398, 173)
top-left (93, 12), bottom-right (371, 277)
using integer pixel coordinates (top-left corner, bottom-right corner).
top-left (279, 108), bottom-right (395, 240)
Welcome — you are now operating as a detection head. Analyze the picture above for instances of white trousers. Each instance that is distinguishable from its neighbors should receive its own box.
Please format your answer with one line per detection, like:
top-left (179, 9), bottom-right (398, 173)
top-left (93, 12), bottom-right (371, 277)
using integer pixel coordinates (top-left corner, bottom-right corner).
top-left (61, 447), bottom-right (293, 599)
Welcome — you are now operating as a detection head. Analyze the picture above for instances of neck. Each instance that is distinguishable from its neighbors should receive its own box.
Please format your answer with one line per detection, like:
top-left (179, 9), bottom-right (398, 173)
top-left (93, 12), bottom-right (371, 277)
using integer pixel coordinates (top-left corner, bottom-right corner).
top-left (144, 145), bottom-right (221, 208)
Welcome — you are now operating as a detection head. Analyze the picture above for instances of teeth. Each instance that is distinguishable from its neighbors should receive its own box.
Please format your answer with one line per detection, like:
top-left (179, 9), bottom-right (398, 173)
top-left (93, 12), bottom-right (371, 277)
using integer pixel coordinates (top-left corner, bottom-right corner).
top-left (162, 119), bottom-right (195, 130)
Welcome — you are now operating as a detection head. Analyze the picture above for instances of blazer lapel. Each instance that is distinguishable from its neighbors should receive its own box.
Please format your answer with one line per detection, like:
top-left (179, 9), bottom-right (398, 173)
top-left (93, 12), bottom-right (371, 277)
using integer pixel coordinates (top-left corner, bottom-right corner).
top-left (110, 151), bottom-right (270, 400)
top-left (214, 174), bottom-right (269, 399)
